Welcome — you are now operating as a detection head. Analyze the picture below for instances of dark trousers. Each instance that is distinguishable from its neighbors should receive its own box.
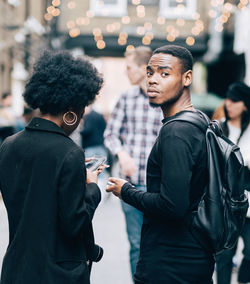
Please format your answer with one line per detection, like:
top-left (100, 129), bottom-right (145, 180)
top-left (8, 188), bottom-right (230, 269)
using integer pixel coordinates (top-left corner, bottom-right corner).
top-left (216, 218), bottom-right (250, 284)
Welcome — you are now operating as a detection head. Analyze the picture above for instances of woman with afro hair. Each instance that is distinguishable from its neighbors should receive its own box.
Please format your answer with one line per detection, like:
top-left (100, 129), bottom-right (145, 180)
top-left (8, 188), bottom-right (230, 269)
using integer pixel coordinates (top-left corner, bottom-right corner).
top-left (0, 50), bottom-right (104, 284)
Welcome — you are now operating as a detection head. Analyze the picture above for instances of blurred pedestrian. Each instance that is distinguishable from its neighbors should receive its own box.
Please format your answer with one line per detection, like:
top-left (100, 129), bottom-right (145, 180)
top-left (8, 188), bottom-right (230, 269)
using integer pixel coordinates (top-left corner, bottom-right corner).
top-left (0, 92), bottom-right (15, 143)
top-left (104, 46), bottom-right (162, 279)
top-left (106, 45), bottom-right (214, 284)
top-left (0, 50), bottom-right (104, 284)
top-left (81, 105), bottom-right (108, 191)
top-left (216, 82), bottom-right (250, 284)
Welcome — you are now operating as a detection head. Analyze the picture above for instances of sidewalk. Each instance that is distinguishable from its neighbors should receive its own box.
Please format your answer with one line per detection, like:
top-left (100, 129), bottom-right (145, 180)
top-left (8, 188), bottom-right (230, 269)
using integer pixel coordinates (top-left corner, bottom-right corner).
top-left (0, 194), bottom-right (242, 284)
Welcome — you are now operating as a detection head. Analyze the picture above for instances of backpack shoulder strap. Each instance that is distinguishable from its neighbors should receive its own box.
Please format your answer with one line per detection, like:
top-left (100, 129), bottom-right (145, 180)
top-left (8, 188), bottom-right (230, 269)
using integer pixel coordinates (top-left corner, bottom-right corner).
top-left (163, 110), bottom-right (208, 133)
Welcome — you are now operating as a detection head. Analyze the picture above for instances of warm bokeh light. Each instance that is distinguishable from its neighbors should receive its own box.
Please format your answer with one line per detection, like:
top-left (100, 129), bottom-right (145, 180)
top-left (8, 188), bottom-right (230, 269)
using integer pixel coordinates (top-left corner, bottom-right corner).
top-left (96, 40), bottom-right (106, 49)
top-left (106, 24), bottom-right (115, 33)
top-left (47, 6), bottom-right (55, 14)
top-left (132, 0), bottom-right (141, 5)
top-left (157, 17), bottom-right (165, 25)
top-left (186, 36), bottom-right (195, 46)
top-left (142, 36), bottom-right (151, 45)
top-left (76, 17), bottom-right (90, 26)
top-left (69, 28), bottom-right (80, 38)
top-left (136, 26), bottom-right (145, 35)
top-left (166, 34), bottom-right (176, 42)
top-left (176, 18), bottom-right (185, 26)
top-left (122, 16), bottom-right (130, 24)
top-left (52, 0), bottom-right (61, 7)
top-left (67, 1), bottom-right (76, 9)
top-left (126, 45), bottom-right (135, 52)
top-left (66, 20), bottom-right (75, 29)
top-left (86, 10), bottom-right (94, 17)
top-left (118, 37), bottom-right (127, 45)
top-left (144, 22), bottom-right (152, 30)
top-left (44, 13), bottom-right (53, 21)
top-left (208, 9), bottom-right (217, 18)
top-left (93, 28), bottom-right (102, 36)
top-left (51, 8), bottom-right (60, 17)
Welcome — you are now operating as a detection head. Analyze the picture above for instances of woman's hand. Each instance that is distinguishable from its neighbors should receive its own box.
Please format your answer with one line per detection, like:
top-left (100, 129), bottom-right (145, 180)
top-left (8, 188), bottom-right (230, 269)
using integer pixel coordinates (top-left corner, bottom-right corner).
top-left (86, 169), bottom-right (98, 184)
top-left (106, 177), bottom-right (128, 199)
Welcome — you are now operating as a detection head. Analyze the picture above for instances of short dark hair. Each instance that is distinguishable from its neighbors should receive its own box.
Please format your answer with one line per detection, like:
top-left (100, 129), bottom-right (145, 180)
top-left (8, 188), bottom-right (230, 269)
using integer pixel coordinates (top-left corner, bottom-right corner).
top-left (23, 50), bottom-right (103, 115)
top-left (125, 46), bottom-right (152, 66)
top-left (153, 45), bottom-right (193, 73)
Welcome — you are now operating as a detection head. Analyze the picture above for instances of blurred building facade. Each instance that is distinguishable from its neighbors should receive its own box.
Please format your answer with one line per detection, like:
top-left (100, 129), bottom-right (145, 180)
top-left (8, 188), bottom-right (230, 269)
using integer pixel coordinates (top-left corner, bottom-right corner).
top-left (47, 0), bottom-right (248, 114)
top-left (0, 0), bottom-right (48, 115)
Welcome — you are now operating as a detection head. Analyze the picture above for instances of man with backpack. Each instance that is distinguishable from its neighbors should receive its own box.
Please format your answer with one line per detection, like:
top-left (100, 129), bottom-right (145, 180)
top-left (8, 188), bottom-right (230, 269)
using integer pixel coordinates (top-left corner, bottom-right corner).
top-left (106, 44), bottom-right (248, 284)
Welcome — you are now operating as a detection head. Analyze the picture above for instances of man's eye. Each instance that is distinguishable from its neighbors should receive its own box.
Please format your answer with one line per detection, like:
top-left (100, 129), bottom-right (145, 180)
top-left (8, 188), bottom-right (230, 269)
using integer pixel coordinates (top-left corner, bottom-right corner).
top-left (146, 71), bottom-right (152, 76)
top-left (162, 72), bottom-right (168, 77)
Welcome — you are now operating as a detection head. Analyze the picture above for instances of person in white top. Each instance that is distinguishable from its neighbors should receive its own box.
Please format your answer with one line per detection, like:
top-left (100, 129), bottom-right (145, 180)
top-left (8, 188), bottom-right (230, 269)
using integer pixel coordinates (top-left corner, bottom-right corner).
top-left (216, 82), bottom-right (250, 284)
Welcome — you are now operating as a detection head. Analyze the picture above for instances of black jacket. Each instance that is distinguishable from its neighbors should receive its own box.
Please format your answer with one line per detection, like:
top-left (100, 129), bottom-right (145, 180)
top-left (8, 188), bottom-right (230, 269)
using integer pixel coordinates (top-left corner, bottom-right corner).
top-left (0, 118), bottom-right (102, 284)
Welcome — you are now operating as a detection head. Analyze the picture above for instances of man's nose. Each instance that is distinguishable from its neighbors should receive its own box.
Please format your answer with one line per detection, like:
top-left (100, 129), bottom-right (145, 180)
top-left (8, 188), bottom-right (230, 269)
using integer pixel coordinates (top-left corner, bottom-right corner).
top-left (147, 74), bottom-right (158, 85)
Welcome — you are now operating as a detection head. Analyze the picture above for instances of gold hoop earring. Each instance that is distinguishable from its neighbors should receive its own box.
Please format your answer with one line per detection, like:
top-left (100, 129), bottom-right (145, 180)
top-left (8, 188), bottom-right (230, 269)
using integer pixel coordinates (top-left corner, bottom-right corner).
top-left (63, 111), bottom-right (77, 126)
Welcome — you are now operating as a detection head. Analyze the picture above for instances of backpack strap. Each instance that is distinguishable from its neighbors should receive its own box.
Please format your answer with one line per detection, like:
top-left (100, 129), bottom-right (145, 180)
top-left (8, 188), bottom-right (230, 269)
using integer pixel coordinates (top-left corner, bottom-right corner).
top-left (163, 110), bottom-right (208, 133)
top-left (163, 110), bottom-right (224, 138)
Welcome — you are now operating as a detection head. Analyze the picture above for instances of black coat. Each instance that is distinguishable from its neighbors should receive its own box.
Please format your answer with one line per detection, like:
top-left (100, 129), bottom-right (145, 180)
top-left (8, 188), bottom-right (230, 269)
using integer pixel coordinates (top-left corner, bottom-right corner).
top-left (0, 118), bottom-right (102, 284)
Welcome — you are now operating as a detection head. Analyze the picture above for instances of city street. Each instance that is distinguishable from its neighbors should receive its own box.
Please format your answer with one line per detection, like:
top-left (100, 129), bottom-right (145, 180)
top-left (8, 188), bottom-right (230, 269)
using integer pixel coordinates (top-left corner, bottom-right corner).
top-left (0, 193), bottom-right (242, 284)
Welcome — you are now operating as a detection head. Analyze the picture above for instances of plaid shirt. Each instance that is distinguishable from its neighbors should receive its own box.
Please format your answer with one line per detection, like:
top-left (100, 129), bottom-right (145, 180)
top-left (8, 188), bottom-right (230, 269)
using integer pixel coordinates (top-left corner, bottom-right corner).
top-left (104, 86), bottom-right (162, 185)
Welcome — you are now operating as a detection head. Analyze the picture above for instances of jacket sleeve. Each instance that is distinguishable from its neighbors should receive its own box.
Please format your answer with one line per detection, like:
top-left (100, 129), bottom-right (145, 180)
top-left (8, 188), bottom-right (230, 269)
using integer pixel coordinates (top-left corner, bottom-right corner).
top-left (121, 134), bottom-right (194, 221)
top-left (58, 148), bottom-right (101, 238)
top-left (104, 93), bottom-right (127, 155)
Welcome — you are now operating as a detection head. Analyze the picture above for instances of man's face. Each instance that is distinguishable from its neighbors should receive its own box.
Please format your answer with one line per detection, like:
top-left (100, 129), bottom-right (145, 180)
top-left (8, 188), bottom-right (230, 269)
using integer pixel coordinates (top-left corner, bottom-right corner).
top-left (146, 53), bottom-right (188, 107)
top-left (126, 55), bottom-right (145, 85)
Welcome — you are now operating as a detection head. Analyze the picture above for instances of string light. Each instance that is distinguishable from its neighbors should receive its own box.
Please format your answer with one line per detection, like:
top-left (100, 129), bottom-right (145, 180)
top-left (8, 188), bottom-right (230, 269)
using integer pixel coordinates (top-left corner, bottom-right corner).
top-left (44, 13), bottom-right (53, 21)
top-left (186, 36), bottom-right (195, 46)
top-left (69, 28), bottom-right (80, 38)
top-left (45, 0), bottom-right (244, 48)
top-left (67, 1), bottom-right (76, 9)
top-left (52, 0), bottom-right (60, 7)
top-left (176, 18), bottom-right (185, 26)
top-left (132, 0), bottom-right (140, 5)
top-left (47, 6), bottom-right (55, 14)
top-left (51, 8), bottom-right (60, 17)
top-left (96, 40), bottom-right (106, 49)
top-left (166, 34), bottom-right (176, 42)
top-left (157, 17), bottom-right (165, 25)
top-left (122, 16), bottom-right (130, 24)
top-left (126, 45), bottom-right (135, 52)
top-left (142, 35), bottom-right (151, 45)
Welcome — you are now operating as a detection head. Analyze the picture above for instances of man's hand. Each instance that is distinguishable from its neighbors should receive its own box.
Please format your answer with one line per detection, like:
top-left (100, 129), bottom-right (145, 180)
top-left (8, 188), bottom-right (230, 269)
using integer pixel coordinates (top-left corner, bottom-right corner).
top-left (117, 150), bottom-right (137, 177)
top-left (106, 177), bottom-right (128, 199)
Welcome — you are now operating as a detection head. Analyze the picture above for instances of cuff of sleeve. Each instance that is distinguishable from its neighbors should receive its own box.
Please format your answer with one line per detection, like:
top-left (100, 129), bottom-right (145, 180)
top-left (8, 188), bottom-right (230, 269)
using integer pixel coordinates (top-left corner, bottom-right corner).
top-left (86, 183), bottom-right (101, 205)
top-left (91, 245), bottom-right (104, 262)
top-left (121, 182), bottom-right (135, 201)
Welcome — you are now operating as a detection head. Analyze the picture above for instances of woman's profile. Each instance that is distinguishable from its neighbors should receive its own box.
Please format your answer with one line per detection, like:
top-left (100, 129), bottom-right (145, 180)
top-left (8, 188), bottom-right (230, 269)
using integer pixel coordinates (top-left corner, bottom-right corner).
top-left (0, 50), bottom-right (104, 284)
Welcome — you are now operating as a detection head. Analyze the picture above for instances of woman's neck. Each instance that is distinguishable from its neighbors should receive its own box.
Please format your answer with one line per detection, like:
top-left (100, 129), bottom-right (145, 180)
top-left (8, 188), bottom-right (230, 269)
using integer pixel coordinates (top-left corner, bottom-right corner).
top-left (40, 113), bottom-right (62, 128)
top-left (228, 117), bottom-right (241, 129)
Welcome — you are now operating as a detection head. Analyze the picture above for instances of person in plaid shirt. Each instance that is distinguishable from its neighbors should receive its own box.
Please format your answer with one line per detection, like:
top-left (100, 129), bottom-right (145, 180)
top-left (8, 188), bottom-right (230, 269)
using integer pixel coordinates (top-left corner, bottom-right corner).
top-left (104, 46), bottom-right (162, 280)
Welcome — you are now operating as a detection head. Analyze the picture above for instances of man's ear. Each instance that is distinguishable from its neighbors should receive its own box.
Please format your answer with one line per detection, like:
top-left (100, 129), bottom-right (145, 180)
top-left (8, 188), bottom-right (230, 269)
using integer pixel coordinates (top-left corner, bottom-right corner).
top-left (183, 70), bottom-right (192, 87)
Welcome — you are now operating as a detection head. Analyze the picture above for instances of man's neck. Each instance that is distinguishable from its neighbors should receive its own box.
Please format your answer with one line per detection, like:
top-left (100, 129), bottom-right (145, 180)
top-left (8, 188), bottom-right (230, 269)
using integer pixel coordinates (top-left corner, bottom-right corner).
top-left (161, 90), bottom-right (194, 118)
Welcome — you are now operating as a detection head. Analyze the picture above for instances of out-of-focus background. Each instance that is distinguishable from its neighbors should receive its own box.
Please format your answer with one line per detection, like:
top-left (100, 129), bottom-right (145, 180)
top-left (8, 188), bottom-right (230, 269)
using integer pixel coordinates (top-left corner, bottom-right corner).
top-left (1, 0), bottom-right (250, 283)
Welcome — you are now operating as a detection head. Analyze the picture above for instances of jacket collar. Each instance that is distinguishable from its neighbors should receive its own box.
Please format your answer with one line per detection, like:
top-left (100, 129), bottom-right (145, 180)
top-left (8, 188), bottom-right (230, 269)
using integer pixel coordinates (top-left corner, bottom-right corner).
top-left (26, 117), bottom-right (67, 137)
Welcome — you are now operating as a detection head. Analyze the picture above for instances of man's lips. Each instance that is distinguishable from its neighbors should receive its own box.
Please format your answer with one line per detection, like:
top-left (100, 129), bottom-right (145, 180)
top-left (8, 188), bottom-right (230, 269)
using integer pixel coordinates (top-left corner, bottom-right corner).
top-left (147, 89), bottom-right (159, 98)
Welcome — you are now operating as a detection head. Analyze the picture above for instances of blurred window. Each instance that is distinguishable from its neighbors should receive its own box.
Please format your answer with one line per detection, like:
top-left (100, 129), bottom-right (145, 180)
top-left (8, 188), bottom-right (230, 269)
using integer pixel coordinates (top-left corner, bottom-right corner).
top-left (128, 0), bottom-right (159, 5)
top-left (159, 0), bottom-right (196, 19)
top-left (90, 0), bottom-right (127, 17)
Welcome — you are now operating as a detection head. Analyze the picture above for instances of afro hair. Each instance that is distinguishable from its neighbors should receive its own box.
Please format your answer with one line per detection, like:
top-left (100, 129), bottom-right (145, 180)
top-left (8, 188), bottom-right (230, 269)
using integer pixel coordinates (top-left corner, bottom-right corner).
top-left (23, 50), bottom-right (103, 115)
